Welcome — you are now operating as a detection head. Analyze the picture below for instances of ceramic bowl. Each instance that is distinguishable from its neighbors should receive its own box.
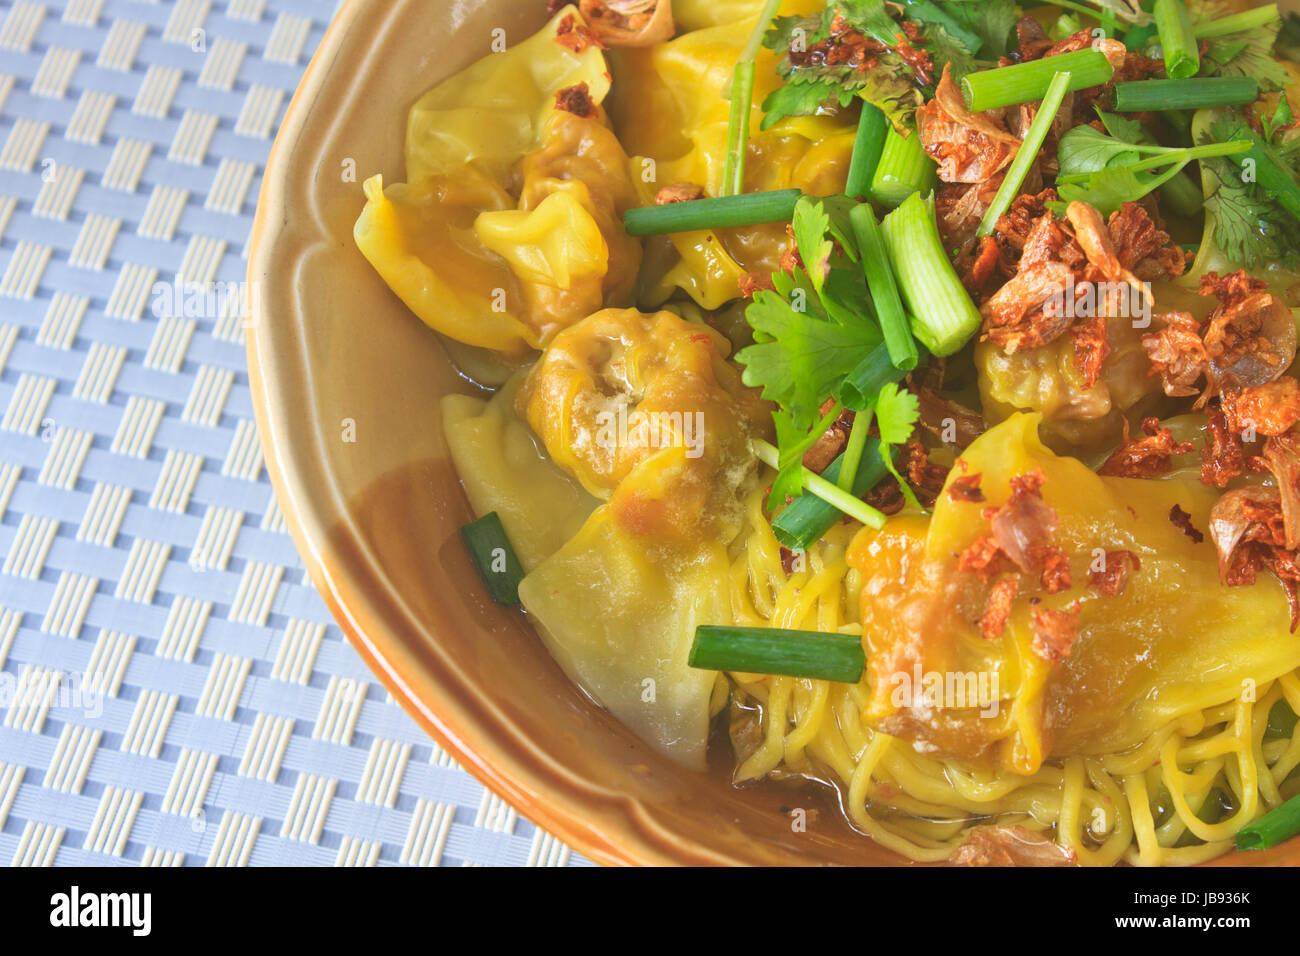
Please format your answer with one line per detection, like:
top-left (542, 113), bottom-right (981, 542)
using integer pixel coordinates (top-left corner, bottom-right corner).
top-left (246, 0), bottom-right (1300, 866)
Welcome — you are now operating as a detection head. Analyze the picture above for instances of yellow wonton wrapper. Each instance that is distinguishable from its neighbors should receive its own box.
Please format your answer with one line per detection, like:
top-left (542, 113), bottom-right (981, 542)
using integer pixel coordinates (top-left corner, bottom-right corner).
top-left (519, 447), bottom-right (733, 772)
top-left (610, 3), bottom-right (855, 308)
top-left (443, 381), bottom-right (731, 769)
top-left (404, 7), bottom-right (610, 184)
top-left (442, 377), bottom-right (599, 572)
top-left (851, 414), bottom-right (1300, 776)
top-left (355, 6), bottom-right (638, 356)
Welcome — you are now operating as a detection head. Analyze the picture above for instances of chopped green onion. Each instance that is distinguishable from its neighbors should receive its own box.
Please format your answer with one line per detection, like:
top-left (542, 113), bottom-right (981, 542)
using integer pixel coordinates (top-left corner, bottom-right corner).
top-left (883, 192), bottom-right (983, 357)
top-left (752, 437), bottom-right (887, 531)
top-left (1235, 793), bottom-right (1300, 851)
top-left (849, 203), bottom-right (918, 372)
top-left (978, 70), bottom-right (1073, 237)
top-left (840, 341), bottom-right (910, 411)
top-left (837, 408), bottom-right (873, 493)
top-left (460, 513), bottom-right (524, 606)
top-left (771, 443), bottom-right (890, 551)
top-left (961, 49), bottom-right (1113, 112)
top-left (870, 126), bottom-right (937, 207)
top-left (689, 625), bottom-right (866, 683)
top-left (722, 62), bottom-right (757, 197)
top-left (1154, 0), bottom-right (1200, 80)
top-left (1266, 699), bottom-right (1298, 740)
top-left (1158, 167), bottom-right (1205, 218)
top-left (1114, 77), bottom-right (1259, 112)
top-left (1194, 3), bottom-right (1278, 39)
top-left (623, 189), bottom-right (803, 236)
top-left (846, 102), bottom-right (889, 200)
top-left (721, 0), bottom-right (784, 196)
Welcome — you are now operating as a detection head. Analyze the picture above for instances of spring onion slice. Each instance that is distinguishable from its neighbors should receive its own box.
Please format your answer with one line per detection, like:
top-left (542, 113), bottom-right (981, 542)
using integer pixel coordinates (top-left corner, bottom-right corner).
top-left (840, 341), bottom-right (911, 411)
top-left (870, 125), bottom-right (937, 207)
top-left (1154, 0), bottom-right (1200, 80)
top-left (623, 189), bottom-right (802, 236)
top-left (850, 203), bottom-right (918, 372)
top-left (1235, 793), bottom-right (1300, 851)
top-left (837, 408), bottom-right (874, 493)
top-left (460, 513), bottom-right (524, 606)
top-left (771, 444), bottom-right (890, 551)
top-left (752, 437), bottom-right (887, 531)
top-left (977, 70), bottom-right (1073, 237)
top-left (846, 102), bottom-right (890, 200)
top-left (1193, 3), bottom-right (1277, 39)
top-left (883, 193), bottom-right (983, 357)
top-left (721, 0), bottom-right (784, 196)
top-left (1113, 77), bottom-right (1259, 112)
top-left (689, 625), bottom-right (866, 683)
top-left (961, 50), bottom-right (1111, 112)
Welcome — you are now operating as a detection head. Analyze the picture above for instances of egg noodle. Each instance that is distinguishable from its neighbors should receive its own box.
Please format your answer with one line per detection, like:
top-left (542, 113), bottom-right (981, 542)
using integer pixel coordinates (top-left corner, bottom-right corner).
top-left (721, 488), bottom-right (1300, 865)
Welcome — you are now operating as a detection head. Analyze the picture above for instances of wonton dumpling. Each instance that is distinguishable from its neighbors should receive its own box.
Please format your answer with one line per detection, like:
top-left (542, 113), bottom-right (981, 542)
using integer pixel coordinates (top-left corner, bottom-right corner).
top-left (476, 112), bottom-right (643, 344)
top-left (443, 369), bottom-right (740, 770)
top-left (518, 308), bottom-right (771, 543)
top-left (404, 6), bottom-right (610, 184)
top-left (849, 413), bottom-right (1300, 775)
top-left (356, 7), bottom-right (642, 355)
top-left (356, 169), bottom-right (538, 353)
top-left (608, 4), bottom-right (854, 307)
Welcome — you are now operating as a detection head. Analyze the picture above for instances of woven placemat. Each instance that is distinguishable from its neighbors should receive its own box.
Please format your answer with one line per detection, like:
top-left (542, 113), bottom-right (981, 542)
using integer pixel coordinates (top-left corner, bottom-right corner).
top-left (0, 0), bottom-right (588, 867)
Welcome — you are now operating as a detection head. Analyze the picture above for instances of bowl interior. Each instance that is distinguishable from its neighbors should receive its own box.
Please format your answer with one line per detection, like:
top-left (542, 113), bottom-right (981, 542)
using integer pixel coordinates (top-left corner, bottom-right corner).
top-left (246, 0), bottom-right (1300, 866)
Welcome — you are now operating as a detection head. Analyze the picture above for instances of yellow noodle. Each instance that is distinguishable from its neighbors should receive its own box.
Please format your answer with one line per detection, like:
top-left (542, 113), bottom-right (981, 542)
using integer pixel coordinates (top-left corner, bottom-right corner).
top-left (720, 486), bottom-right (1300, 866)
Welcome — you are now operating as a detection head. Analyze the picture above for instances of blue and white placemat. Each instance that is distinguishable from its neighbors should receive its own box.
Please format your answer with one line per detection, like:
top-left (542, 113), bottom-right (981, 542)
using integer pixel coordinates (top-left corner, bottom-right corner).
top-left (0, 0), bottom-right (589, 867)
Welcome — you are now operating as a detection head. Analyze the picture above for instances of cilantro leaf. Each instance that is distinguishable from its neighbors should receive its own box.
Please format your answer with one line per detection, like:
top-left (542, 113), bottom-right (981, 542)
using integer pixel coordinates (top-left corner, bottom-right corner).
top-left (1095, 109), bottom-right (1146, 145)
top-left (760, 79), bottom-right (856, 131)
top-left (1057, 124), bottom-right (1144, 177)
top-left (791, 196), bottom-right (872, 327)
top-left (935, 0), bottom-right (1020, 61)
top-left (875, 382), bottom-right (920, 446)
top-left (836, 0), bottom-right (905, 47)
top-left (737, 289), bottom-right (882, 429)
top-left (1203, 165), bottom-right (1300, 269)
top-left (1056, 124), bottom-right (1251, 215)
top-left (763, 14), bottom-right (831, 54)
top-left (820, 263), bottom-right (873, 328)
top-left (1264, 95), bottom-right (1296, 144)
top-left (793, 198), bottom-right (835, 294)
top-left (1200, 113), bottom-right (1300, 270)
top-left (925, 23), bottom-right (979, 79)
top-left (760, 3), bottom-right (928, 132)
top-left (1203, 33), bottom-right (1290, 92)
top-left (873, 384), bottom-right (923, 511)
top-left (768, 403), bottom-right (843, 510)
